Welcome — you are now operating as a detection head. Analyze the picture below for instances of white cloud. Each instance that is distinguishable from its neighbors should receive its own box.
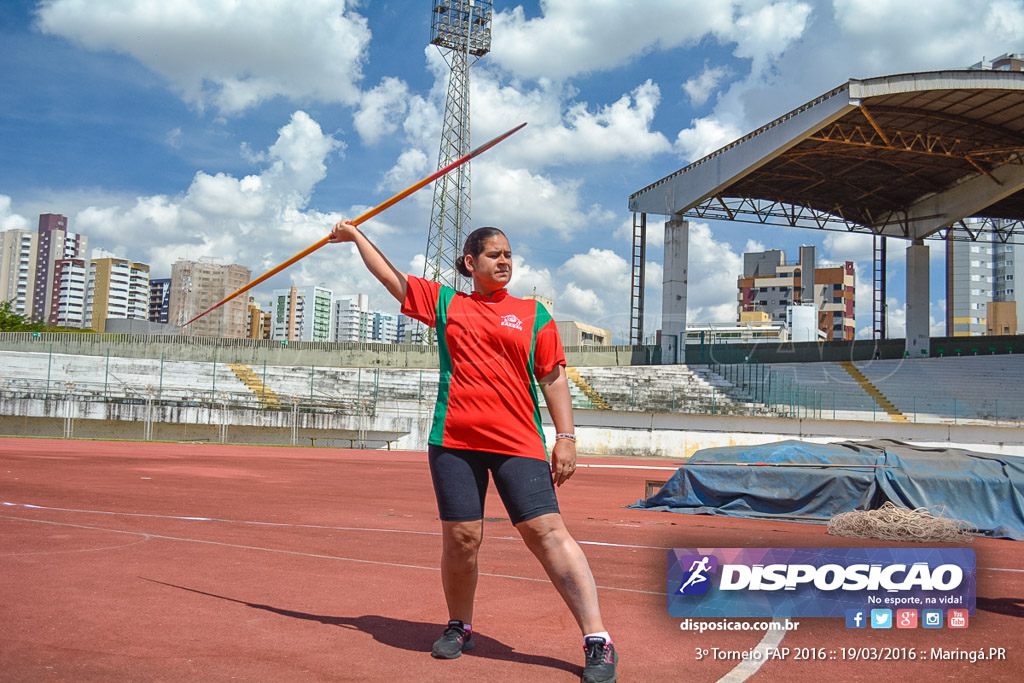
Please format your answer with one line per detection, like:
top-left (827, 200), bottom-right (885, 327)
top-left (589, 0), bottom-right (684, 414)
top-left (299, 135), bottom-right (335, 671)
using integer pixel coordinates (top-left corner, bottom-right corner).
top-left (930, 299), bottom-right (947, 337)
top-left (822, 232), bottom-right (877, 267)
top-left (507, 255), bottom-right (556, 303)
top-left (0, 196), bottom-right (31, 231)
top-left (833, 0), bottom-right (1024, 74)
top-left (35, 0), bottom-right (372, 115)
top-left (379, 148), bottom-right (430, 194)
top-left (561, 281), bottom-right (609, 320)
top-left (682, 222), bottom-right (744, 322)
top-left (683, 64), bottom-right (732, 107)
top-left (355, 77), bottom-right (410, 145)
top-left (70, 111), bottom-right (353, 291)
top-left (610, 220), bottom-right (748, 333)
top-left (490, 1), bottom-right (801, 81)
top-left (730, 1), bottom-right (813, 77)
top-left (674, 116), bottom-right (744, 161)
top-left (471, 161), bottom-right (587, 239)
top-left (507, 80), bottom-right (672, 166)
top-left (851, 262), bottom-right (874, 339)
top-left (165, 127), bottom-right (183, 150)
top-left (562, 248), bottom-right (631, 294)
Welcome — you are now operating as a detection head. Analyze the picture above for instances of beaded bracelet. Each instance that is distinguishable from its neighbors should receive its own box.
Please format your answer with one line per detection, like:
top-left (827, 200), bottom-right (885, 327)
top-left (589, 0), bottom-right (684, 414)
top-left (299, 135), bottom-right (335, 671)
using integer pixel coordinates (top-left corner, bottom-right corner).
top-left (555, 433), bottom-right (576, 442)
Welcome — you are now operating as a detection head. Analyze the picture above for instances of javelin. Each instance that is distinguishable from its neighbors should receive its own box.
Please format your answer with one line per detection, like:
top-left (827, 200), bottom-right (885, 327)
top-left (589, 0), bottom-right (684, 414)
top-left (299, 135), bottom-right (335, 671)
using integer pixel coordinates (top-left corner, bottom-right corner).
top-left (182, 121), bottom-right (528, 328)
top-left (680, 462), bottom-right (896, 468)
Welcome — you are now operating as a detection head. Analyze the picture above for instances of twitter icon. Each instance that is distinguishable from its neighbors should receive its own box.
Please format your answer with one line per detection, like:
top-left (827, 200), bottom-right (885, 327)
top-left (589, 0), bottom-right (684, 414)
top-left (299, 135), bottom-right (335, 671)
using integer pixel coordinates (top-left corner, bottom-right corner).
top-left (870, 609), bottom-right (892, 629)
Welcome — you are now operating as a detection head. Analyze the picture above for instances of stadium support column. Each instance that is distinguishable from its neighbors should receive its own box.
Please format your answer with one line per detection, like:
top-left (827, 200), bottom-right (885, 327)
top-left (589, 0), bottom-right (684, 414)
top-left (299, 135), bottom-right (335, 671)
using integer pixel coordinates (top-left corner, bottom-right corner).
top-left (661, 218), bottom-right (688, 364)
top-left (905, 239), bottom-right (930, 358)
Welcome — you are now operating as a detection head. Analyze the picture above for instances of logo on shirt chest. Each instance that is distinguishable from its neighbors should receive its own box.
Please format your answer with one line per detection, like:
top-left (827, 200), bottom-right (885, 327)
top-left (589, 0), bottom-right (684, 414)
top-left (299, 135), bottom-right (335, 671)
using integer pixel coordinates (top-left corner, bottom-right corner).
top-left (500, 313), bottom-right (523, 331)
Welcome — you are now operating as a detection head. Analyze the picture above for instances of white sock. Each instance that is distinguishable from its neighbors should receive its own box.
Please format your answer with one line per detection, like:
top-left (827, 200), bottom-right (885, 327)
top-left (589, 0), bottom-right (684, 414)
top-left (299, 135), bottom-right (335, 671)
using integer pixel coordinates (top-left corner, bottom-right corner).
top-left (584, 631), bottom-right (611, 643)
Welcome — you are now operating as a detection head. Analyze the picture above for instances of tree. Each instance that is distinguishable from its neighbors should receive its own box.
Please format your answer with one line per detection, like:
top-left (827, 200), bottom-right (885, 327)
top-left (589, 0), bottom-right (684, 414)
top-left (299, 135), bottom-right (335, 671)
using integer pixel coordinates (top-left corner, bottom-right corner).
top-left (0, 300), bottom-right (47, 332)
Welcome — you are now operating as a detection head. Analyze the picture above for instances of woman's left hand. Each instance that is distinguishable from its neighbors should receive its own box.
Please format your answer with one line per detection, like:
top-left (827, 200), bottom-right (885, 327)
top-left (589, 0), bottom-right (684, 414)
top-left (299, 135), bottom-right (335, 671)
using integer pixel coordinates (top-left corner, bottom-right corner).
top-left (550, 438), bottom-right (577, 487)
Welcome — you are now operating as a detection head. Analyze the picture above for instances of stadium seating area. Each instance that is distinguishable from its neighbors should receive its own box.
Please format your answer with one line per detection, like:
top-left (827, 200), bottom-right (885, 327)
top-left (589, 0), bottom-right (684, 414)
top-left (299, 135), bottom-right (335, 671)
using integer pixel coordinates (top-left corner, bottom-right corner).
top-left (572, 365), bottom-right (760, 416)
top-left (735, 355), bottom-right (1024, 423)
top-left (0, 349), bottom-right (1020, 425)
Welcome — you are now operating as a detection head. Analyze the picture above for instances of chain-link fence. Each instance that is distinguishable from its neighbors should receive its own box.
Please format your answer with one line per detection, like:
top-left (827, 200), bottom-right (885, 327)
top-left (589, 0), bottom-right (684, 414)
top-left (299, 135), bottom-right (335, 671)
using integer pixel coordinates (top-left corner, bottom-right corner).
top-left (1, 341), bottom-right (1020, 445)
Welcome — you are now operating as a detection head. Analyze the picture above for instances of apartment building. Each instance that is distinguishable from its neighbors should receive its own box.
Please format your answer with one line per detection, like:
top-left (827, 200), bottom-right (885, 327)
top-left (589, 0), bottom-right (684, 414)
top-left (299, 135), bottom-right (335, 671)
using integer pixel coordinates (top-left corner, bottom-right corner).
top-left (0, 228), bottom-right (37, 315)
top-left (148, 278), bottom-right (171, 324)
top-left (49, 258), bottom-right (89, 328)
top-left (33, 213), bottom-right (87, 323)
top-left (85, 256), bottom-right (151, 332)
top-left (946, 224), bottom-right (1022, 336)
top-left (738, 246), bottom-right (855, 341)
top-left (168, 260), bottom-right (251, 338)
top-left (271, 285), bottom-right (333, 342)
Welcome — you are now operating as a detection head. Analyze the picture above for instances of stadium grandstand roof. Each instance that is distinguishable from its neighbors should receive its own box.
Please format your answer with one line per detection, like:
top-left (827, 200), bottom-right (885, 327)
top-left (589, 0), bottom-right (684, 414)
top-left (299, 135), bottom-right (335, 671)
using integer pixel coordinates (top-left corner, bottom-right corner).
top-left (629, 69), bottom-right (1024, 244)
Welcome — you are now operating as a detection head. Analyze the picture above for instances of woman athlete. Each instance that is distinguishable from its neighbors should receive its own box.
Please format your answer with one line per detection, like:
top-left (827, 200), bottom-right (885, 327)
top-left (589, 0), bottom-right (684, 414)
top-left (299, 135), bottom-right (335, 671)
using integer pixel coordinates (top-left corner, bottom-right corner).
top-left (328, 220), bottom-right (617, 683)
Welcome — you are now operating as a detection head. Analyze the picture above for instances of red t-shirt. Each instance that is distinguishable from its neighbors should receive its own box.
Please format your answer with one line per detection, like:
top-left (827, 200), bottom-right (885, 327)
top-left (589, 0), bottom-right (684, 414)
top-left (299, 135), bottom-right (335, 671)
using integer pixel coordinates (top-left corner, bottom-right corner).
top-left (402, 275), bottom-right (565, 460)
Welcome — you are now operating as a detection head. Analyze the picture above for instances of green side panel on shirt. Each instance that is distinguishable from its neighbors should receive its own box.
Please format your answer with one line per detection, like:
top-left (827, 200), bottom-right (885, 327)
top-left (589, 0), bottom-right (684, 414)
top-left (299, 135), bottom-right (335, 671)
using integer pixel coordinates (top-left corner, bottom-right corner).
top-left (429, 286), bottom-right (457, 445)
top-left (531, 301), bottom-right (553, 460)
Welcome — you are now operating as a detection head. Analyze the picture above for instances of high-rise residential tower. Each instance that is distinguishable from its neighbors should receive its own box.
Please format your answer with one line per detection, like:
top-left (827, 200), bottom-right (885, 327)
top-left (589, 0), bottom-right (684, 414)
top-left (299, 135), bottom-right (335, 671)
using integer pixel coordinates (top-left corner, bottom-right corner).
top-left (168, 260), bottom-right (251, 338)
top-left (85, 256), bottom-right (151, 332)
top-left (738, 246), bottom-right (856, 341)
top-left (32, 213), bottom-right (87, 323)
top-left (270, 285), bottom-right (333, 342)
top-left (946, 220), bottom-right (1023, 336)
top-left (0, 228), bottom-right (37, 316)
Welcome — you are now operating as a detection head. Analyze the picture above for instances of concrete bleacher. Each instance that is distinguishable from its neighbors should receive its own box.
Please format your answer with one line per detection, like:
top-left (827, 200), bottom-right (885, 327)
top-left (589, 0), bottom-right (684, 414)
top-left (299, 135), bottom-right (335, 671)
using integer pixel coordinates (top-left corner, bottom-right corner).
top-left (0, 351), bottom-right (591, 416)
top-left (257, 364), bottom-right (438, 413)
top-left (1, 349), bottom-right (1020, 426)
top-left (762, 356), bottom-right (1024, 423)
top-left (858, 355), bottom-right (1024, 422)
top-left (0, 350), bottom-right (251, 402)
top-left (572, 365), bottom-right (761, 415)
top-left (764, 361), bottom-right (885, 420)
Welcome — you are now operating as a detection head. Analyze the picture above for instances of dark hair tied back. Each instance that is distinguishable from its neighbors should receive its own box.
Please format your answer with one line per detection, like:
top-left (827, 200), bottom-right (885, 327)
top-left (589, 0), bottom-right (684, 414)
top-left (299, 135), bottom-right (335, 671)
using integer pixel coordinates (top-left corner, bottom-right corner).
top-left (457, 226), bottom-right (506, 277)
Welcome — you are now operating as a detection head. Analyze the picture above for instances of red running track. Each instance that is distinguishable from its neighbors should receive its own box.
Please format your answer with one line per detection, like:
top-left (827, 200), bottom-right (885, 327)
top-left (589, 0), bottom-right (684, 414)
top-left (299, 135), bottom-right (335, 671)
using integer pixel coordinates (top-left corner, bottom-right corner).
top-left (0, 438), bottom-right (1020, 681)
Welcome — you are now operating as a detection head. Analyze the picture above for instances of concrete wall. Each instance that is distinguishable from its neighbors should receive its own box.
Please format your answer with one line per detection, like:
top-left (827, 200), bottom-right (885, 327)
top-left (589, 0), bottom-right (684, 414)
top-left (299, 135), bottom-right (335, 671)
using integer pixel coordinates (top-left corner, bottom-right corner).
top-left (3, 393), bottom-right (1020, 458)
top-left (564, 409), bottom-right (1024, 459)
top-left (686, 334), bottom-right (1024, 365)
top-left (0, 394), bottom-right (422, 449)
top-left (0, 332), bottom-right (661, 368)
top-left (5, 332), bottom-right (1021, 369)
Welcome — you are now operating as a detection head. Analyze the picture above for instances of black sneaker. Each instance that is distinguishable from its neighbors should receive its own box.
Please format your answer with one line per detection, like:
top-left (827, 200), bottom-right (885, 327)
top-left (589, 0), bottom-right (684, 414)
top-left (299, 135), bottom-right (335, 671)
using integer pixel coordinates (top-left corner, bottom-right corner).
top-left (431, 620), bottom-right (474, 659)
top-left (582, 636), bottom-right (618, 683)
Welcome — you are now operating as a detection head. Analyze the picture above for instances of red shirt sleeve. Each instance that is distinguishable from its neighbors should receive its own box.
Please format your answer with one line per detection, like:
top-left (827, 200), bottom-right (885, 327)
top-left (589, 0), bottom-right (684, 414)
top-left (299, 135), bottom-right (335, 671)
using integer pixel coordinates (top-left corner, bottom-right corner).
top-left (533, 318), bottom-right (566, 379)
top-left (401, 275), bottom-right (441, 327)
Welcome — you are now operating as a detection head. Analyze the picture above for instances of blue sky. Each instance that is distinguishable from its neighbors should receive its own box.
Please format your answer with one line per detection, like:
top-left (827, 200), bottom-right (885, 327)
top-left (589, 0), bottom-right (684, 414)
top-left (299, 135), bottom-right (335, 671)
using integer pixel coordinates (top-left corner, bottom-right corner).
top-left (2, 0), bottom-right (1023, 341)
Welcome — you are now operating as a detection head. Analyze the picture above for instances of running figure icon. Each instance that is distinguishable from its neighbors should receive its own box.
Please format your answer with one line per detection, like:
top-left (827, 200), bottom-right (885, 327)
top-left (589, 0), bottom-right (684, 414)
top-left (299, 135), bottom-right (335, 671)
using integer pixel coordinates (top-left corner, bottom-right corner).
top-left (678, 556), bottom-right (712, 593)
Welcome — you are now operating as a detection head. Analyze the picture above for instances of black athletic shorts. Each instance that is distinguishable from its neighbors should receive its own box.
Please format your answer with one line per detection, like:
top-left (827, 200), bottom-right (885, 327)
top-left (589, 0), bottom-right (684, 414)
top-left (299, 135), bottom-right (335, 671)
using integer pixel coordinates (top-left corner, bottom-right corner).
top-left (427, 444), bottom-right (560, 525)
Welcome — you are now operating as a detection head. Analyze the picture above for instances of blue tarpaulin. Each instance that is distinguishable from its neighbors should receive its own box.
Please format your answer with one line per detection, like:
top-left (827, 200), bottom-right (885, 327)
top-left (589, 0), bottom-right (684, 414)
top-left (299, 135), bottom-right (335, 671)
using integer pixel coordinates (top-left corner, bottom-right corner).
top-left (629, 439), bottom-right (1024, 540)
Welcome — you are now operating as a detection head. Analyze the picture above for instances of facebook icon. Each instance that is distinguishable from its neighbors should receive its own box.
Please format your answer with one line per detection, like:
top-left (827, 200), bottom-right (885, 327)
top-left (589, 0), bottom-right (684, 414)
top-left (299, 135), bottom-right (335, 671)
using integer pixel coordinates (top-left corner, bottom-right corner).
top-left (845, 609), bottom-right (867, 629)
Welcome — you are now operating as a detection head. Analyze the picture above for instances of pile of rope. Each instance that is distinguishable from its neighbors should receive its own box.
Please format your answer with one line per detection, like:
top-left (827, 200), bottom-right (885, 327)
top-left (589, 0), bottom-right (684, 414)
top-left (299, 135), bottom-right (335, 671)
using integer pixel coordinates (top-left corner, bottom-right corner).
top-left (827, 502), bottom-right (976, 543)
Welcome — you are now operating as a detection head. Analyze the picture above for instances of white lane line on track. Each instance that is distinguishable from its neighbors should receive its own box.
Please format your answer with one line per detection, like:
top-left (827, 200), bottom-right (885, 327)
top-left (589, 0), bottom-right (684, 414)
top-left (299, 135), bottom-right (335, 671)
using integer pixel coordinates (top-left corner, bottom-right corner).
top-left (0, 515), bottom-right (663, 595)
top-left (2, 512), bottom-right (772, 682)
top-left (1, 501), bottom-right (675, 551)
top-left (7, 502), bottom-right (1024, 571)
top-left (717, 621), bottom-right (789, 683)
top-left (577, 464), bottom-right (682, 470)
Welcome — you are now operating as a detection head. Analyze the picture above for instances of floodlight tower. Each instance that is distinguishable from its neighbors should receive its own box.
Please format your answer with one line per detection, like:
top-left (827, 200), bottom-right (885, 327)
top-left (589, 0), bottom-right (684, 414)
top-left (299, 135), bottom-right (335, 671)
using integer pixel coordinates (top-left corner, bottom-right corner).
top-left (423, 0), bottom-right (493, 294)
